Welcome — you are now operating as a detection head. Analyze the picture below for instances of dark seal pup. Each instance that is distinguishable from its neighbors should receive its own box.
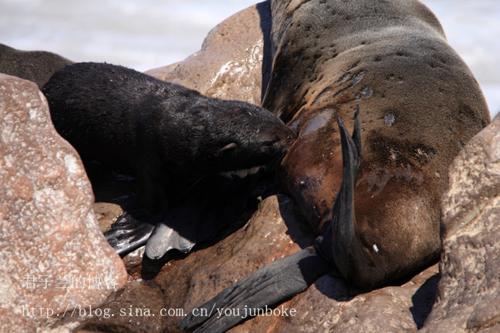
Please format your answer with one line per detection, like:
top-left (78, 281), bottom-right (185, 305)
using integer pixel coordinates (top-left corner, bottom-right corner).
top-left (42, 62), bottom-right (294, 260)
top-left (181, 0), bottom-right (490, 331)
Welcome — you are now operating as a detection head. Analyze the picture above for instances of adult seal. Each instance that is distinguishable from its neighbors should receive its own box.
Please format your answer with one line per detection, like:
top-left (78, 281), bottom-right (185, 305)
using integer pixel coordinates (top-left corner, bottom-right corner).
top-left (0, 43), bottom-right (71, 88)
top-left (42, 62), bottom-right (294, 260)
top-left (181, 0), bottom-right (490, 331)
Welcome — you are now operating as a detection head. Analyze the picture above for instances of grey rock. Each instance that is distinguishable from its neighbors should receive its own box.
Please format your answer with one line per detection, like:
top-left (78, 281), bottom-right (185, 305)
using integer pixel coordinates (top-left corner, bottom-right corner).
top-left (422, 115), bottom-right (500, 332)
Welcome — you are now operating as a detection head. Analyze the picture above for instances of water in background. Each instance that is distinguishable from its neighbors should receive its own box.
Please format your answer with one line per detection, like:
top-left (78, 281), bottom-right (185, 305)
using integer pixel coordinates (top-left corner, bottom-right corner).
top-left (0, 0), bottom-right (498, 117)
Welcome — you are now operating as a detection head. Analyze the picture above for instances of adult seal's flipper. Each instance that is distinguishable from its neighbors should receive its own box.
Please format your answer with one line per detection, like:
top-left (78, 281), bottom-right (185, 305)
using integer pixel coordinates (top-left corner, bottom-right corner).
top-left (145, 222), bottom-right (196, 260)
top-left (180, 247), bottom-right (329, 333)
top-left (316, 110), bottom-right (363, 279)
top-left (105, 213), bottom-right (155, 257)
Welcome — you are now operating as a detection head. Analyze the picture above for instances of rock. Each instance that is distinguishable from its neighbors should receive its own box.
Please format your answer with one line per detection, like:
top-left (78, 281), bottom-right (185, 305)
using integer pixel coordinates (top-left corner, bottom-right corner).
top-left (76, 281), bottom-right (167, 333)
top-left (146, 1), bottom-right (271, 105)
top-left (93, 202), bottom-right (123, 233)
top-left (77, 195), bottom-right (313, 332)
top-left (422, 115), bottom-right (500, 332)
top-left (0, 74), bottom-right (127, 332)
top-left (0, 43), bottom-right (71, 88)
top-left (77, 195), bottom-right (439, 332)
top-left (230, 265), bottom-right (439, 333)
top-left (157, 194), bottom-right (313, 331)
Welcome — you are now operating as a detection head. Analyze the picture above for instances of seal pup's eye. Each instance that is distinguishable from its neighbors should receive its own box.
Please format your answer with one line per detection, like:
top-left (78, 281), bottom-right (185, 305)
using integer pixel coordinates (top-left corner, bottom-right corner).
top-left (219, 142), bottom-right (238, 153)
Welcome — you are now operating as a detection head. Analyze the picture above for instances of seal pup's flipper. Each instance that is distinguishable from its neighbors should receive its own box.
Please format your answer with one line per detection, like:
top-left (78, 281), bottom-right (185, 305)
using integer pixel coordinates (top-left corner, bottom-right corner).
top-left (143, 174), bottom-right (254, 262)
top-left (145, 222), bottom-right (196, 260)
top-left (180, 112), bottom-right (362, 333)
top-left (180, 247), bottom-right (329, 333)
top-left (143, 197), bottom-right (204, 261)
top-left (105, 213), bottom-right (155, 257)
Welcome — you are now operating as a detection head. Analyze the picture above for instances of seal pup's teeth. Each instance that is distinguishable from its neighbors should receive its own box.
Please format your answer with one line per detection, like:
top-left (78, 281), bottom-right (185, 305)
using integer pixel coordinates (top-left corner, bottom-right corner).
top-left (180, 247), bottom-right (329, 333)
top-left (145, 223), bottom-right (195, 260)
top-left (220, 170), bottom-right (238, 179)
top-left (248, 166), bottom-right (261, 175)
top-left (236, 169), bottom-right (249, 178)
top-left (219, 165), bottom-right (264, 179)
top-left (104, 213), bottom-right (155, 257)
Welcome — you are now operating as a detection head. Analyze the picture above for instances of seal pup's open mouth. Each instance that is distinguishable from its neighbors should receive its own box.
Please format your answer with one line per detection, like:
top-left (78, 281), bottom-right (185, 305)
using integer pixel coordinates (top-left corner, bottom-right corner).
top-left (219, 165), bottom-right (265, 179)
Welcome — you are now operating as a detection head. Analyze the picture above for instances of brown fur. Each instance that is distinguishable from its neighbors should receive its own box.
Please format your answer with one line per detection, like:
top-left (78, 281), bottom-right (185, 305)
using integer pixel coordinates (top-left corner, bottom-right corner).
top-left (265, 0), bottom-right (490, 287)
top-left (0, 43), bottom-right (71, 88)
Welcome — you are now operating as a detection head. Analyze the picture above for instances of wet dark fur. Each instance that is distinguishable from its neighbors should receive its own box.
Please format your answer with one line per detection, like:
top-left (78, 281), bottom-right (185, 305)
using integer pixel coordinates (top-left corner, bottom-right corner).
top-left (42, 62), bottom-right (293, 259)
top-left (43, 62), bottom-right (292, 211)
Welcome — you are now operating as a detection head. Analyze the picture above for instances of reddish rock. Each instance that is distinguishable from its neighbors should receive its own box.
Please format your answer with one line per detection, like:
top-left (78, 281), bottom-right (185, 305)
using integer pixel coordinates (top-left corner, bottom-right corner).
top-left (77, 195), bottom-right (440, 332)
top-left (229, 265), bottom-right (438, 333)
top-left (0, 43), bottom-right (71, 88)
top-left (76, 195), bottom-right (313, 332)
top-left (156, 195), bottom-right (312, 326)
top-left (0, 74), bottom-right (127, 332)
top-left (422, 115), bottom-right (500, 333)
top-left (76, 281), bottom-right (167, 333)
top-left (146, 1), bottom-right (271, 105)
top-left (93, 202), bottom-right (123, 233)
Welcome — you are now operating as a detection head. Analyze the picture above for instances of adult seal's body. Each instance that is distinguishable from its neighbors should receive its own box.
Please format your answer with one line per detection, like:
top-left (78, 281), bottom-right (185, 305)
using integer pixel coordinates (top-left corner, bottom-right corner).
top-left (0, 43), bottom-right (71, 88)
top-left (267, 0), bottom-right (490, 233)
top-left (43, 62), bottom-right (293, 260)
top-left (182, 0), bottom-right (490, 331)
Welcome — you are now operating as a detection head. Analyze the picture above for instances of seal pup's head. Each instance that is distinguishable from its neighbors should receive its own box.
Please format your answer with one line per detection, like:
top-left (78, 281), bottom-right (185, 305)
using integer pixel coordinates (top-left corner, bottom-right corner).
top-left (159, 96), bottom-right (295, 179)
